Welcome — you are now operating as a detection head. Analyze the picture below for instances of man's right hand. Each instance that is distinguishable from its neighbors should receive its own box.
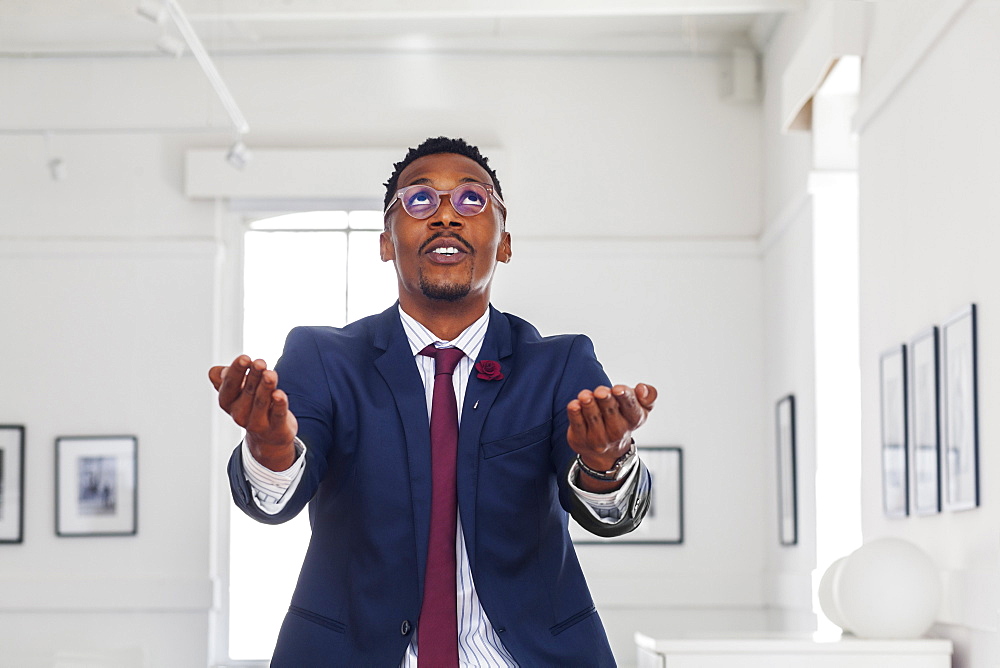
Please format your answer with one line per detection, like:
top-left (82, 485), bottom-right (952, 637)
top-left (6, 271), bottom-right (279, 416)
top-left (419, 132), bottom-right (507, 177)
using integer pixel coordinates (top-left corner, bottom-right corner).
top-left (209, 355), bottom-right (299, 472)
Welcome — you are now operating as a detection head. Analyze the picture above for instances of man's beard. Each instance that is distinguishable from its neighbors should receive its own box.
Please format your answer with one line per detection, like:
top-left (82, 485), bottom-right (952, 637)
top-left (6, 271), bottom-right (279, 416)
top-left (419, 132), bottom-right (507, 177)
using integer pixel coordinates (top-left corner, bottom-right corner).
top-left (418, 273), bottom-right (471, 302)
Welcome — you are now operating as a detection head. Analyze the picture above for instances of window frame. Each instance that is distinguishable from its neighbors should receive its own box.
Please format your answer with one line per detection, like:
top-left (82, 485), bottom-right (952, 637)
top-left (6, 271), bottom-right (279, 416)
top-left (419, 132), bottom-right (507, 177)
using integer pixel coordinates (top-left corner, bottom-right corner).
top-left (209, 201), bottom-right (384, 667)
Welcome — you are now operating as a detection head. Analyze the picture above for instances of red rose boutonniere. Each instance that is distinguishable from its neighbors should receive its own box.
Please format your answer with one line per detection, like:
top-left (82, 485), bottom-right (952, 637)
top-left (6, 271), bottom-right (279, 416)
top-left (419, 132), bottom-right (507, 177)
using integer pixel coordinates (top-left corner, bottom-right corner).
top-left (475, 360), bottom-right (504, 381)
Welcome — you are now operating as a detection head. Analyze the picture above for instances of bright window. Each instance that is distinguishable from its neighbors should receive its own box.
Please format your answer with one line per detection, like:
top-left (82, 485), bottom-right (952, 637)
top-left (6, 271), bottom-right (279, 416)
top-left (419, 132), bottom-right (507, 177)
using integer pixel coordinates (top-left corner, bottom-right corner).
top-left (230, 209), bottom-right (397, 660)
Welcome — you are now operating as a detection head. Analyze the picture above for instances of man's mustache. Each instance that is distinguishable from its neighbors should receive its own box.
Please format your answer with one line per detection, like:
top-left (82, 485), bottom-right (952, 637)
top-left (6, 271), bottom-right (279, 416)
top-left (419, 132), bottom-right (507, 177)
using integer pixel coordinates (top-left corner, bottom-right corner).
top-left (419, 232), bottom-right (474, 255)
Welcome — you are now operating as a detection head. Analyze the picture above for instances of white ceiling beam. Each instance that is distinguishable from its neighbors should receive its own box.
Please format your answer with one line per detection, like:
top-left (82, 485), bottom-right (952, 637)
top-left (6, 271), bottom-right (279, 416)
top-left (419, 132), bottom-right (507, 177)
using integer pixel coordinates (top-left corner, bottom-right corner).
top-left (184, 0), bottom-right (803, 21)
top-left (780, 0), bottom-right (866, 132)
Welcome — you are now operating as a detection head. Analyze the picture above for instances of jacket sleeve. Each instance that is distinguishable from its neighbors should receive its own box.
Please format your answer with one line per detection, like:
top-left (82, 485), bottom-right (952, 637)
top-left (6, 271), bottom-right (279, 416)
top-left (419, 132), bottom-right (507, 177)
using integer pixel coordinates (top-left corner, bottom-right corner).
top-left (563, 459), bottom-right (652, 537)
top-left (551, 334), bottom-right (652, 538)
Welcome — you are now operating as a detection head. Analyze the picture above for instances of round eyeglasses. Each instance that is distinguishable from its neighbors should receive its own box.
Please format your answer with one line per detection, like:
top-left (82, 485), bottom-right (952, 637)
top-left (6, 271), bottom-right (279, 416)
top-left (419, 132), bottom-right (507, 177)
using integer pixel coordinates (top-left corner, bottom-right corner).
top-left (384, 182), bottom-right (506, 220)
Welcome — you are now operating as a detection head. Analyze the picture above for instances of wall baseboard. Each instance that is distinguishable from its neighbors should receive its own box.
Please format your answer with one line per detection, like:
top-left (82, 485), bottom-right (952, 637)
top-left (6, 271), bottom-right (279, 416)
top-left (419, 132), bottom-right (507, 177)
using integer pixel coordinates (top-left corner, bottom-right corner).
top-left (0, 237), bottom-right (218, 258)
top-left (585, 571), bottom-right (770, 609)
top-left (0, 576), bottom-right (214, 612)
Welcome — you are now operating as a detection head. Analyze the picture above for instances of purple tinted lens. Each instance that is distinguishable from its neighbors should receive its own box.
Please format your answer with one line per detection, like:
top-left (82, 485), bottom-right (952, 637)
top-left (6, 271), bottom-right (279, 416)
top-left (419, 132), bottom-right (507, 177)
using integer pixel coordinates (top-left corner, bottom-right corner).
top-left (402, 186), bottom-right (440, 219)
top-left (450, 183), bottom-right (489, 216)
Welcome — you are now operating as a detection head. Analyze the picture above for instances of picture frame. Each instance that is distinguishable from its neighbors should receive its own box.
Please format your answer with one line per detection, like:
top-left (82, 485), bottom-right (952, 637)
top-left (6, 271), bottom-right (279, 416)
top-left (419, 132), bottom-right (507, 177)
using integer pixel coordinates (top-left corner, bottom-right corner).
top-left (0, 425), bottom-right (25, 544)
top-left (880, 344), bottom-right (908, 517)
top-left (570, 446), bottom-right (683, 544)
top-left (776, 394), bottom-right (797, 546)
top-left (908, 326), bottom-right (941, 514)
top-left (941, 304), bottom-right (979, 511)
top-left (56, 435), bottom-right (137, 537)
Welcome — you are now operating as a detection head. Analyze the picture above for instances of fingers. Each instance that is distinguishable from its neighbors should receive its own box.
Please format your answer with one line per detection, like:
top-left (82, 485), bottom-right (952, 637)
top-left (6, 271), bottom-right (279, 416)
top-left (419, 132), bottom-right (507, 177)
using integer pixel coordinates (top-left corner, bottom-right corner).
top-left (245, 368), bottom-right (279, 433)
top-left (216, 355), bottom-right (251, 410)
top-left (566, 396), bottom-right (590, 447)
top-left (268, 388), bottom-right (290, 427)
top-left (610, 384), bottom-right (645, 430)
top-left (229, 358), bottom-right (267, 425)
top-left (241, 359), bottom-right (266, 403)
top-left (566, 382), bottom-right (657, 448)
top-left (208, 366), bottom-right (225, 390)
top-left (593, 386), bottom-right (631, 440)
top-left (211, 356), bottom-right (297, 453)
top-left (572, 387), bottom-right (612, 445)
top-left (635, 383), bottom-right (657, 411)
top-left (213, 356), bottom-right (280, 427)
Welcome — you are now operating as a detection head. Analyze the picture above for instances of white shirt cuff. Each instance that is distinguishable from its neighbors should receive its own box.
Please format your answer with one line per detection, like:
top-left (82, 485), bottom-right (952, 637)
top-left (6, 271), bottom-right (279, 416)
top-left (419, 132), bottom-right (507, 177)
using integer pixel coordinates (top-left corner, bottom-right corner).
top-left (241, 437), bottom-right (307, 515)
top-left (568, 453), bottom-right (641, 524)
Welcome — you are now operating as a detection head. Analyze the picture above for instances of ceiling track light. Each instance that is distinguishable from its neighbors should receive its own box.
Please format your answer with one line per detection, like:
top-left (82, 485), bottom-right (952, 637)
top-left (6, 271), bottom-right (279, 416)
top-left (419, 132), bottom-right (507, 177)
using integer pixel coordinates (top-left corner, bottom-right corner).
top-left (43, 131), bottom-right (66, 182)
top-left (48, 158), bottom-right (67, 182)
top-left (137, 0), bottom-right (250, 164)
top-left (155, 33), bottom-right (186, 58)
top-left (226, 140), bottom-right (252, 170)
top-left (136, 0), bottom-right (168, 24)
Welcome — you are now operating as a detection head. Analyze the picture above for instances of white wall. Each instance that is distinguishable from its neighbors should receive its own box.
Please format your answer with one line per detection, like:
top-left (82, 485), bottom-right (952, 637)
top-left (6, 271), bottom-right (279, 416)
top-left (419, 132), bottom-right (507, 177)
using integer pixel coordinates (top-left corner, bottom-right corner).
top-left (758, 3), bottom-right (820, 630)
top-left (0, 49), bottom-right (767, 666)
top-left (495, 239), bottom-right (767, 654)
top-left (856, 2), bottom-right (1000, 666)
top-left (0, 238), bottom-right (216, 668)
top-left (759, 198), bottom-right (817, 625)
top-left (762, 1), bottom-right (1000, 666)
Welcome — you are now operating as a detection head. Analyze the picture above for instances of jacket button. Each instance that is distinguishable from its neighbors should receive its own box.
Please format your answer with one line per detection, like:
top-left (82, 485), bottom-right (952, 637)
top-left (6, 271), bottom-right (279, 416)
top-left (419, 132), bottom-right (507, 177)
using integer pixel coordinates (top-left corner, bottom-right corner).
top-left (401, 620), bottom-right (412, 635)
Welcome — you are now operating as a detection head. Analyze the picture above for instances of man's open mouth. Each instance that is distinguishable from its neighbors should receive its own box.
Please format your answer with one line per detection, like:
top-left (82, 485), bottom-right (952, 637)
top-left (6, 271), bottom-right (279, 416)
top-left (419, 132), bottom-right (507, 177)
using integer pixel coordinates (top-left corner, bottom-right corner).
top-left (421, 234), bottom-right (474, 256)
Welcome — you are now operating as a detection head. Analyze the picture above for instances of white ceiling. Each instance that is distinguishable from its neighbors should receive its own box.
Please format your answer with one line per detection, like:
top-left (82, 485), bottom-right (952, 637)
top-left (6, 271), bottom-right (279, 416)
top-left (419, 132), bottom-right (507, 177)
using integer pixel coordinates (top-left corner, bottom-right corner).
top-left (0, 0), bottom-right (802, 57)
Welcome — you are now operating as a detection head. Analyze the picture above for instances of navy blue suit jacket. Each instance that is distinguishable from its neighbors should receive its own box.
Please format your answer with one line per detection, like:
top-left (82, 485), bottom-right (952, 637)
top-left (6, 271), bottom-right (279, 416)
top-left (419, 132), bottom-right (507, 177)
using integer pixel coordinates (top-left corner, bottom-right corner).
top-left (228, 304), bottom-right (651, 666)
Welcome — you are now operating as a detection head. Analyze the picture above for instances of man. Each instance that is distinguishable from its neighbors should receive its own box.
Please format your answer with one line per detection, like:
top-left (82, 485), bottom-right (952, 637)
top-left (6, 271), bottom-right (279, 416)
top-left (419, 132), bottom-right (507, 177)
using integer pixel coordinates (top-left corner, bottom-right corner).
top-left (209, 137), bottom-right (657, 666)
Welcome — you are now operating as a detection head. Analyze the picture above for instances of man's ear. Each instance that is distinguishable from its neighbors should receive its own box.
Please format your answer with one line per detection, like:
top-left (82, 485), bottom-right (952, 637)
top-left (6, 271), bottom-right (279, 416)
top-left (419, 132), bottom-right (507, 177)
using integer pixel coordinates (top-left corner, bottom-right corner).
top-left (379, 230), bottom-right (395, 262)
top-left (496, 231), bottom-right (512, 263)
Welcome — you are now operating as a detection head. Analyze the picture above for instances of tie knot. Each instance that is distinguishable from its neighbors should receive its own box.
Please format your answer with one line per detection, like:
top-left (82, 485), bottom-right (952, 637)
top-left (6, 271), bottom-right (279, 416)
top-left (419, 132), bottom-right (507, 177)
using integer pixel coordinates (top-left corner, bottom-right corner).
top-left (420, 344), bottom-right (465, 376)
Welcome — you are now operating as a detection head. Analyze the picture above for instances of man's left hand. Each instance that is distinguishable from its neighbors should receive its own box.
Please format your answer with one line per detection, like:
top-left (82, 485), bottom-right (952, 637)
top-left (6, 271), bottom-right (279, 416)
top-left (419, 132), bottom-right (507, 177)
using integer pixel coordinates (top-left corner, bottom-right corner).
top-left (566, 383), bottom-right (657, 492)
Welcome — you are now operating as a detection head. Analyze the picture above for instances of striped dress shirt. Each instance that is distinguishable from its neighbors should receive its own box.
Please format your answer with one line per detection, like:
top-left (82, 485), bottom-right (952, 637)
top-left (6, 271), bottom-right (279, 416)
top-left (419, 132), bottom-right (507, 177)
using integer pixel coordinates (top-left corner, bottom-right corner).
top-left (241, 306), bottom-right (639, 666)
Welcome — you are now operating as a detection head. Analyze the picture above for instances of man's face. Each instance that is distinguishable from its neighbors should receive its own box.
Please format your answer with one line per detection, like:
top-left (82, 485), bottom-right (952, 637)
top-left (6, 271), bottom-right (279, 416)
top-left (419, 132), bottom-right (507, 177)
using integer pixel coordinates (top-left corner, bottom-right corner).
top-left (380, 153), bottom-right (511, 308)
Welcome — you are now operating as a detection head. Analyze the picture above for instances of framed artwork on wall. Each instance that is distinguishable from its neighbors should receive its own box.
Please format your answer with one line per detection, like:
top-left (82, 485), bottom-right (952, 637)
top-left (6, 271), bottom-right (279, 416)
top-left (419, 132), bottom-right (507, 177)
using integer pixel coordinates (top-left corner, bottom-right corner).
top-left (908, 326), bottom-right (941, 515)
top-left (941, 304), bottom-right (979, 511)
top-left (570, 446), bottom-right (683, 544)
top-left (0, 425), bottom-right (25, 544)
top-left (56, 436), bottom-right (138, 537)
top-left (880, 344), bottom-right (908, 517)
top-left (776, 394), bottom-right (797, 546)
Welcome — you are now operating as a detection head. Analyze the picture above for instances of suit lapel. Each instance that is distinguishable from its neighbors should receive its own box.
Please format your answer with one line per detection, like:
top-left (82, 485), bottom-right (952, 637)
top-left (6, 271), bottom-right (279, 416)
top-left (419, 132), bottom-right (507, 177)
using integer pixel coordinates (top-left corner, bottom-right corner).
top-left (372, 304), bottom-right (434, 587)
top-left (457, 307), bottom-right (513, 572)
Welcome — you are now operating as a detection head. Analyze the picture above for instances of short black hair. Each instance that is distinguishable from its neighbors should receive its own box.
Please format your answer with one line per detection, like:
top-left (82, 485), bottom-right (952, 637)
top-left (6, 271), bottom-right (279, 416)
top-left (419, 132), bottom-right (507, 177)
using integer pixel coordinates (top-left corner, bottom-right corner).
top-left (383, 136), bottom-right (503, 210)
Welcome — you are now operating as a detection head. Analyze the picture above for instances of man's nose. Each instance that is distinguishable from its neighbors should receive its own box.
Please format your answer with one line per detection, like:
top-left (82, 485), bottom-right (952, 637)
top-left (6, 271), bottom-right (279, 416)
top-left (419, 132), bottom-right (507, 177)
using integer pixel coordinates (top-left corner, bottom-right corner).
top-left (429, 195), bottom-right (464, 228)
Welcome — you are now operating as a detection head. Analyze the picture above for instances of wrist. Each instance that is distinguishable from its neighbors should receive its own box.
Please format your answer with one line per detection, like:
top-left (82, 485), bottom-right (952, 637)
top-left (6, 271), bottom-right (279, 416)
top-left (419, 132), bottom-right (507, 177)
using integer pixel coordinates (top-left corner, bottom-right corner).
top-left (246, 434), bottom-right (297, 472)
top-left (576, 441), bottom-right (637, 483)
top-left (579, 454), bottom-right (618, 471)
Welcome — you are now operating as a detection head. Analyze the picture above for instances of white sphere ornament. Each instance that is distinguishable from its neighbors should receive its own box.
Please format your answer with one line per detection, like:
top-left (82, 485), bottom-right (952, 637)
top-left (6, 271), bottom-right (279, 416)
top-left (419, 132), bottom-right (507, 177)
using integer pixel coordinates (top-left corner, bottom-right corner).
top-left (834, 538), bottom-right (941, 639)
top-left (817, 556), bottom-right (852, 632)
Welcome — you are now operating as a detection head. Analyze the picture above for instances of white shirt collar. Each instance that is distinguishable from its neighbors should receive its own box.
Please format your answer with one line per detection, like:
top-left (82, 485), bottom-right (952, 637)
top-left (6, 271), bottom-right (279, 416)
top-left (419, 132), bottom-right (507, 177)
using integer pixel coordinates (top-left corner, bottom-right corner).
top-left (397, 305), bottom-right (491, 360)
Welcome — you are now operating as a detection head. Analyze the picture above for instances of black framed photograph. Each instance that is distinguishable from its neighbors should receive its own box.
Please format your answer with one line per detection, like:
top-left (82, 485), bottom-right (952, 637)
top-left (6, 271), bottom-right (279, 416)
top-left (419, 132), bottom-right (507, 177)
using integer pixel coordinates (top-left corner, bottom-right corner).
top-left (880, 344), bottom-right (908, 517)
top-left (56, 436), bottom-right (137, 537)
top-left (941, 304), bottom-right (979, 511)
top-left (0, 425), bottom-right (25, 544)
top-left (570, 446), bottom-right (683, 544)
top-left (909, 327), bottom-right (941, 514)
top-left (776, 395), bottom-right (797, 545)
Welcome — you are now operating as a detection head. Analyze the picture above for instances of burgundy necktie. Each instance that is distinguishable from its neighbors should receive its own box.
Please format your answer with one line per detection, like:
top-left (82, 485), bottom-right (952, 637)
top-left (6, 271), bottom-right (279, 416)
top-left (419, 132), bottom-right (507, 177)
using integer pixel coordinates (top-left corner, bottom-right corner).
top-left (417, 344), bottom-right (465, 667)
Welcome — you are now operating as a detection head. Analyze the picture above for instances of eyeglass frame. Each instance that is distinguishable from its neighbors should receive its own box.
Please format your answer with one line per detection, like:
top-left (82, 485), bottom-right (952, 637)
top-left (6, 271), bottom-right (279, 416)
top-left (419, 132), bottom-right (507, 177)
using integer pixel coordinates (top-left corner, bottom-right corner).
top-left (383, 182), bottom-right (507, 220)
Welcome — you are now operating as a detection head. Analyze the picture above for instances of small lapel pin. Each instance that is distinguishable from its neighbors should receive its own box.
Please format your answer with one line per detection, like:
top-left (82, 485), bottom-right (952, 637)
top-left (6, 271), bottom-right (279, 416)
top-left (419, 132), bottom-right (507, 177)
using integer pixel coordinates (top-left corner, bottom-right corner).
top-left (473, 400), bottom-right (479, 410)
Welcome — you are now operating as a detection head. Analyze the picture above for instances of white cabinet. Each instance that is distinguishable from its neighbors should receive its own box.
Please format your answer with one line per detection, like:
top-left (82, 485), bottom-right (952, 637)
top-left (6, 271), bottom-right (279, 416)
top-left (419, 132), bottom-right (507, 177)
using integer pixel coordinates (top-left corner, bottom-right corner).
top-left (635, 632), bottom-right (953, 668)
